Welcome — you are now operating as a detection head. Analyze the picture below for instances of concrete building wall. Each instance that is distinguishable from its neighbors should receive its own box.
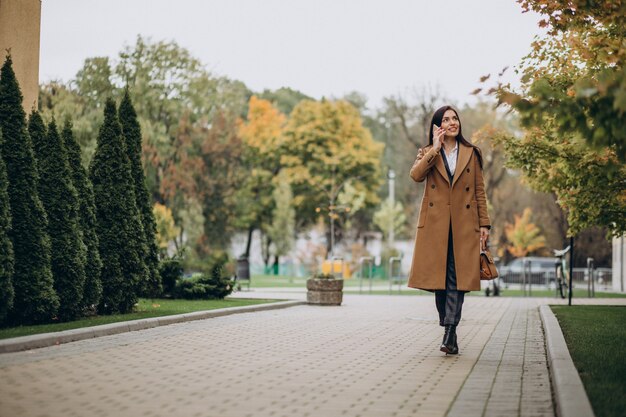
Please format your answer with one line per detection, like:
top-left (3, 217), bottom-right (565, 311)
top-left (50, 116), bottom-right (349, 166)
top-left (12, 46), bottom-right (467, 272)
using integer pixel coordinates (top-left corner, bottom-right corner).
top-left (0, 0), bottom-right (41, 112)
top-left (613, 236), bottom-right (625, 293)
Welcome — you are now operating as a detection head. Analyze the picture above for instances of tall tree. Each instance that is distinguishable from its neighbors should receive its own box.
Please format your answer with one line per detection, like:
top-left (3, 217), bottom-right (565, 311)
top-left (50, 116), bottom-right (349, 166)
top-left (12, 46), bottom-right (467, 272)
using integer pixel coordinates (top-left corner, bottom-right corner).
top-left (236, 96), bottom-right (286, 259)
top-left (116, 36), bottom-right (250, 199)
top-left (199, 112), bottom-right (245, 252)
top-left (119, 89), bottom-right (161, 297)
top-left (0, 130), bottom-right (14, 323)
top-left (485, 0), bottom-right (626, 236)
top-left (160, 111), bottom-right (244, 260)
top-left (258, 87), bottom-right (312, 115)
top-left (382, 86), bottom-right (446, 148)
top-left (280, 99), bottom-right (385, 238)
top-left (0, 54), bottom-right (58, 324)
top-left (90, 99), bottom-right (148, 314)
top-left (265, 171), bottom-right (296, 273)
top-left (62, 120), bottom-right (102, 310)
top-left (30, 114), bottom-right (87, 320)
top-left (40, 36), bottom-right (251, 201)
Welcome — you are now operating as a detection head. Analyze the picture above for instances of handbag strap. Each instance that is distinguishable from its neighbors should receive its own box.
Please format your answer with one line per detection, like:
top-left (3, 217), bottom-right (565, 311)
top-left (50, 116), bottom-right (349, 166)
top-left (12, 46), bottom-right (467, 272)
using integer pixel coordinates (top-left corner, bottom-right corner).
top-left (481, 250), bottom-right (495, 264)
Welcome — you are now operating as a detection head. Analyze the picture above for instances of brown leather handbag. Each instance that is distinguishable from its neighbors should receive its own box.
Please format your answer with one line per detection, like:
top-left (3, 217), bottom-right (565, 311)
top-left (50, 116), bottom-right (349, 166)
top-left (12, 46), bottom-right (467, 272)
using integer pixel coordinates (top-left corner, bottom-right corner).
top-left (480, 249), bottom-right (499, 280)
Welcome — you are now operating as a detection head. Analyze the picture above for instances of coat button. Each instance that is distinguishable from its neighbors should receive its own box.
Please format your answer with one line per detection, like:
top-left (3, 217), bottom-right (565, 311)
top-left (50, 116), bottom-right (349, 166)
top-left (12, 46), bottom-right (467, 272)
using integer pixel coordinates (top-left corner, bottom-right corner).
top-left (466, 168), bottom-right (470, 173)
top-left (431, 184), bottom-right (435, 189)
top-left (466, 204), bottom-right (470, 209)
top-left (466, 186), bottom-right (470, 191)
top-left (429, 202), bottom-right (433, 207)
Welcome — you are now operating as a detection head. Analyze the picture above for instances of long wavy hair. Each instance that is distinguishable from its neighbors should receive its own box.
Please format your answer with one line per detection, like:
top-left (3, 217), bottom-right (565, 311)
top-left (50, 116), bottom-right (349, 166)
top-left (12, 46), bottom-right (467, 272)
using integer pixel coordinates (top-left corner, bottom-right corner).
top-left (428, 105), bottom-right (483, 168)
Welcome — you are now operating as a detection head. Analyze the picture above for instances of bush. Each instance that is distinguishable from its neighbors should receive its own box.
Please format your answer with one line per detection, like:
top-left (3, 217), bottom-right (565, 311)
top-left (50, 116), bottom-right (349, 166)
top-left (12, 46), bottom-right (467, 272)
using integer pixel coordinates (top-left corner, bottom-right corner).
top-left (173, 273), bottom-right (234, 300)
top-left (172, 251), bottom-right (234, 300)
top-left (158, 256), bottom-right (183, 296)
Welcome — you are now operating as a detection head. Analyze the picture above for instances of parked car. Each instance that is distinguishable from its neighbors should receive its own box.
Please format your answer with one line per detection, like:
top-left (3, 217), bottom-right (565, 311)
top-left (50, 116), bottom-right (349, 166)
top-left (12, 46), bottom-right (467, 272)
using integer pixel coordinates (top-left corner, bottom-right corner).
top-left (499, 257), bottom-right (559, 286)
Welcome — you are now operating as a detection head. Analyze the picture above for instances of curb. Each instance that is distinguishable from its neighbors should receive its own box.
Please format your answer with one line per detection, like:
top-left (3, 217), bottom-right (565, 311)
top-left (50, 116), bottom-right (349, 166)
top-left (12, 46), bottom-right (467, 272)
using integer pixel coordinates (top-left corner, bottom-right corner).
top-left (539, 305), bottom-right (595, 417)
top-left (0, 300), bottom-right (307, 354)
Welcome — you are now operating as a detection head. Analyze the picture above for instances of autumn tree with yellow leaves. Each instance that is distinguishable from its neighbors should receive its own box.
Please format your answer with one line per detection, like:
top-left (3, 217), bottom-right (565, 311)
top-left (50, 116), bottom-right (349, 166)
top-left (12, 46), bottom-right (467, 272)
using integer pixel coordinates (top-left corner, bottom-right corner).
top-left (482, 0), bottom-right (626, 237)
top-left (153, 203), bottom-right (180, 256)
top-left (236, 96), bottom-right (287, 261)
top-left (505, 208), bottom-right (547, 258)
top-left (280, 99), bottom-right (385, 252)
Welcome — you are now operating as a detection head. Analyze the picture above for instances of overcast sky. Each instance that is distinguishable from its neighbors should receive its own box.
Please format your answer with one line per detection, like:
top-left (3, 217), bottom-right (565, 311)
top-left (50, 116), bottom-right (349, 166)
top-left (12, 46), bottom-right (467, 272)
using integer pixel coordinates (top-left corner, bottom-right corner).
top-left (40, 0), bottom-right (545, 109)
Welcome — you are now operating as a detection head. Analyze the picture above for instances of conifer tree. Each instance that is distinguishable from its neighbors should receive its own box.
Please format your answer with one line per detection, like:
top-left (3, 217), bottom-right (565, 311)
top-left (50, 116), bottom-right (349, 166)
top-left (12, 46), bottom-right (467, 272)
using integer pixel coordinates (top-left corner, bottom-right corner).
top-left (0, 131), bottom-right (14, 323)
top-left (118, 89), bottom-right (161, 297)
top-left (0, 54), bottom-right (58, 324)
top-left (29, 113), bottom-right (87, 320)
top-left (90, 99), bottom-right (148, 314)
top-left (62, 120), bottom-right (102, 310)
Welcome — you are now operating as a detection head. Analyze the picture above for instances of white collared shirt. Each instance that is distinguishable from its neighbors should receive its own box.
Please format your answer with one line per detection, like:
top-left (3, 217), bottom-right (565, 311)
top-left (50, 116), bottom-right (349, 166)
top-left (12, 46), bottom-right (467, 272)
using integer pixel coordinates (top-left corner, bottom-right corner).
top-left (444, 141), bottom-right (459, 176)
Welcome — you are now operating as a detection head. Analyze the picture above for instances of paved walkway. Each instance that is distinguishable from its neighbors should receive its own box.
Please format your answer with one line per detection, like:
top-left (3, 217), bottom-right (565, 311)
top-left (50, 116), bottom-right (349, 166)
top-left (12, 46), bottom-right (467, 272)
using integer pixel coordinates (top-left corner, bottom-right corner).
top-left (0, 293), bottom-right (623, 417)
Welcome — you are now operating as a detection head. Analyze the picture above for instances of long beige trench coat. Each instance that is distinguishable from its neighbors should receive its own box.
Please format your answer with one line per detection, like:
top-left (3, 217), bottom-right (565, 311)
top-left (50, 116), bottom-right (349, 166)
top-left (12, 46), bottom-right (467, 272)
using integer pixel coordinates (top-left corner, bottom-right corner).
top-left (407, 142), bottom-right (491, 292)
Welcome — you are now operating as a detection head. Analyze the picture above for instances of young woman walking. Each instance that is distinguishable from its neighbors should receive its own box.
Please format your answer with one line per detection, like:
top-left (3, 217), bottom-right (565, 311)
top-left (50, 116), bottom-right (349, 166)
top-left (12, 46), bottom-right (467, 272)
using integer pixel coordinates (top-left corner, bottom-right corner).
top-left (407, 105), bottom-right (491, 354)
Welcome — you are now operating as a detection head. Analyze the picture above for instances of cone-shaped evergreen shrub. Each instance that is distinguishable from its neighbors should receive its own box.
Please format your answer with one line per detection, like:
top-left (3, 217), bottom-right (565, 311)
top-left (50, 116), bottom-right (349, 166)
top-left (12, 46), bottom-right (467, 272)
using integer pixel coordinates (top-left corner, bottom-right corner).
top-left (0, 54), bottom-right (58, 324)
top-left (119, 89), bottom-right (161, 297)
top-left (62, 120), bottom-right (102, 311)
top-left (30, 114), bottom-right (87, 321)
top-left (90, 99), bottom-right (148, 314)
top-left (0, 131), bottom-right (14, 323)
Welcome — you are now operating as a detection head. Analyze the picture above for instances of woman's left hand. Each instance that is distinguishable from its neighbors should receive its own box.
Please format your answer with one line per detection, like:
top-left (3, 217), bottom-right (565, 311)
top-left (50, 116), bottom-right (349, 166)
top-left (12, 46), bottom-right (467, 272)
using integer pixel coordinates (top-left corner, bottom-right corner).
top-left (480, 227), bottom-right (490, 251)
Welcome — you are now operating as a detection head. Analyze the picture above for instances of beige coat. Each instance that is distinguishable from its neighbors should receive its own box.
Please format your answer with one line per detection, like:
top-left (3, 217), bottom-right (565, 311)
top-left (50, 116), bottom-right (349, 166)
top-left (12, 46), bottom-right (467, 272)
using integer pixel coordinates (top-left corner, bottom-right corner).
top-left (407, 142), bottom-right (490, 291)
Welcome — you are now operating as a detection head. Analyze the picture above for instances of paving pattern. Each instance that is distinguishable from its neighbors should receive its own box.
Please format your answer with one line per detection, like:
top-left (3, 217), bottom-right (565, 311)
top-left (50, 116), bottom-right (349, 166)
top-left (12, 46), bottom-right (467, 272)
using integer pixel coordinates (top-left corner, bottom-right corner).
top-left (0, 293), bottom-right (623, 417)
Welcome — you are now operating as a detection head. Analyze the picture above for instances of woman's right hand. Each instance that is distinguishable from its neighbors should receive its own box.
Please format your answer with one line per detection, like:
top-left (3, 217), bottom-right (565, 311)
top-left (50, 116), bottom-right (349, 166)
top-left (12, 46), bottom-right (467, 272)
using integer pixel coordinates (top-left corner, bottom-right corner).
top-left (432, 124), bottom-right (445, 151)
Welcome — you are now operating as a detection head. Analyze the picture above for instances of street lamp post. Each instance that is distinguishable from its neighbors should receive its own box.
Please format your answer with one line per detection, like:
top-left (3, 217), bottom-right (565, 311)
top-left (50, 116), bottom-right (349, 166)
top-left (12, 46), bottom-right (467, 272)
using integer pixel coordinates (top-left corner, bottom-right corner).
top-left (388, 169), bottom-right (396, 248)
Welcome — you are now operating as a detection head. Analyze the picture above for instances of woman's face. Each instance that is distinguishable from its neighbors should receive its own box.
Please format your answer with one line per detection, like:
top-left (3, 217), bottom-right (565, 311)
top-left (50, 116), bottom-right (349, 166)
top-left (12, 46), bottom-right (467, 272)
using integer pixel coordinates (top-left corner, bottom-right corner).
top-left (441, 109), bottom-right (460, 137)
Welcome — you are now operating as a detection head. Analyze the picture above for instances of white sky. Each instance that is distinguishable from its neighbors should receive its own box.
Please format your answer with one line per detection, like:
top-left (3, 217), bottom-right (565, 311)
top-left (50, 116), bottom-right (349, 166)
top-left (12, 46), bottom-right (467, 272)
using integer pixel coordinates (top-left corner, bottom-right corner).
top-left (40, 0), bottom-right (545, 109)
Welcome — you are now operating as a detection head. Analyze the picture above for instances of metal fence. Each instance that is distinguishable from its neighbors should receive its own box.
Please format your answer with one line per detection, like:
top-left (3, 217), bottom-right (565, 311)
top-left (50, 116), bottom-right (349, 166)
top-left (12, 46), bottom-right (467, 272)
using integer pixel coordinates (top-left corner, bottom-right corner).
top-left (499, 267), bottom-right (612, 289)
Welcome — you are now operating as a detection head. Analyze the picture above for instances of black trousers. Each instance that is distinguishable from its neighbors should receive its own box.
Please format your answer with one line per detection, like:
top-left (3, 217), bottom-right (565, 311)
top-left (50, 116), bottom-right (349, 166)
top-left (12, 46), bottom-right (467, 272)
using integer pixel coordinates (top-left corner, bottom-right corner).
top-left (435, 224), bottom-right (465, 326)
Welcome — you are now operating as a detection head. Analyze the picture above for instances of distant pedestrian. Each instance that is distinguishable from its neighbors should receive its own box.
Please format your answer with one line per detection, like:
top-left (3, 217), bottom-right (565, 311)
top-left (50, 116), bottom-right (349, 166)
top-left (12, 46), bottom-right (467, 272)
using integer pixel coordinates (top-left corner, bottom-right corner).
top-left (407, 105), bottom-right (491, 355)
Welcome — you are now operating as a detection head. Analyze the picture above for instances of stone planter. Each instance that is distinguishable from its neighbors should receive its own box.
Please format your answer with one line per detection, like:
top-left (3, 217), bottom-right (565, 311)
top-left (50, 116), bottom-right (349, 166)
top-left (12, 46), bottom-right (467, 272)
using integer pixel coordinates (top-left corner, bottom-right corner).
top-left (306, 278), bottom-right (344, 305)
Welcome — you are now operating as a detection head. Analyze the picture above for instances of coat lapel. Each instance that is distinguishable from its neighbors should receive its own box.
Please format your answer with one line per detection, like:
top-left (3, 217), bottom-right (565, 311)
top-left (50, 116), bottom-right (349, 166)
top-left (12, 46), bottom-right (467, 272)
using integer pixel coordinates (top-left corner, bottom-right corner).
top-left (452, 143), bottom-right (472, 187)
top-left (434, 153), bottom-right (450, 185)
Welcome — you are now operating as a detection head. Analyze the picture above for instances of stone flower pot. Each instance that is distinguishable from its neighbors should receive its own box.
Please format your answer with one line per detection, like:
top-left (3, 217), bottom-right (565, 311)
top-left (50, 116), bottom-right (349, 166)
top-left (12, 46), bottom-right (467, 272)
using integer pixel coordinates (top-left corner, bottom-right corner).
top-left (307, 274), bottom-right (343, 305)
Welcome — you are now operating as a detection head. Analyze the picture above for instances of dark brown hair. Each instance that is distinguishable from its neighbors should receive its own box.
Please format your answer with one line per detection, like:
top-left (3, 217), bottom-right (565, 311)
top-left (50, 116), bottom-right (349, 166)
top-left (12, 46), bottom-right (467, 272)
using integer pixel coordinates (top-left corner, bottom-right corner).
top-left (428, 105), bottom-right (483, 168)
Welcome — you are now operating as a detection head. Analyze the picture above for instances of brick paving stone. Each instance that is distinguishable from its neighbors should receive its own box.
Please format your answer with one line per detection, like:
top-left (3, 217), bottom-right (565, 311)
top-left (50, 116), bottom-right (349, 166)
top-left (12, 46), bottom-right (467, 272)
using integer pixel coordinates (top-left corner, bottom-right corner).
top-left (0, 293), bottom-right (624, 417)
top-left (448, 298), bottom-right (558, 417)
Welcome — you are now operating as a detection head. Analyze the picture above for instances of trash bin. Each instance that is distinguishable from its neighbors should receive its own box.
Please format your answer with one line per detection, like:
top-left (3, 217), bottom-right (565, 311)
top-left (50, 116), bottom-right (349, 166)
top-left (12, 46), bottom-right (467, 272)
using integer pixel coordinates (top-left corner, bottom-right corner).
top-left (236, 257), bottom-right (250, 280)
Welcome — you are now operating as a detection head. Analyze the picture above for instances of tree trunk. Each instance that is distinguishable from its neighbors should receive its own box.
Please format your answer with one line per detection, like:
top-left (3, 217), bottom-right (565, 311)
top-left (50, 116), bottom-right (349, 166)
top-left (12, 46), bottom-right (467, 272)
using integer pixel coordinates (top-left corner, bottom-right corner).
top-left (262, 235), bottom-right (272, 269)
top-left (244, 225), bottom-right (253, 258)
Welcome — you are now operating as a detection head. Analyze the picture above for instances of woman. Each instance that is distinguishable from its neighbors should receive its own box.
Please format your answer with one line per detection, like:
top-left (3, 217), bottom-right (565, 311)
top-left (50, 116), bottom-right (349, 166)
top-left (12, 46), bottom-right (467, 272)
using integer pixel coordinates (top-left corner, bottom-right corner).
top-left (407, 105), bottom-right (490, 355)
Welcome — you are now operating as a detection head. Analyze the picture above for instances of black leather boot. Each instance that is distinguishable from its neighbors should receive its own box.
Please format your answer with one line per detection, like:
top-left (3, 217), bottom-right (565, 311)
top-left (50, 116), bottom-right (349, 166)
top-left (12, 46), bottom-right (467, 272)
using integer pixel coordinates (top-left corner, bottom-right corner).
top-left (440, 324), bottom-right (458, 354)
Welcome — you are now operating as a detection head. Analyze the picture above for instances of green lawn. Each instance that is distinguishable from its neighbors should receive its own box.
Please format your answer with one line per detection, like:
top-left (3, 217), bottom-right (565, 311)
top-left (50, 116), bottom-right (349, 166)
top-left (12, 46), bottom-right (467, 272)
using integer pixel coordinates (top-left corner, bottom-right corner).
top-left (249, 274), bottom-right (308, 287)
top-left (551, 305), bottom-right (626, 417)
top-left (0, 297), bottom-right (280, 340)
